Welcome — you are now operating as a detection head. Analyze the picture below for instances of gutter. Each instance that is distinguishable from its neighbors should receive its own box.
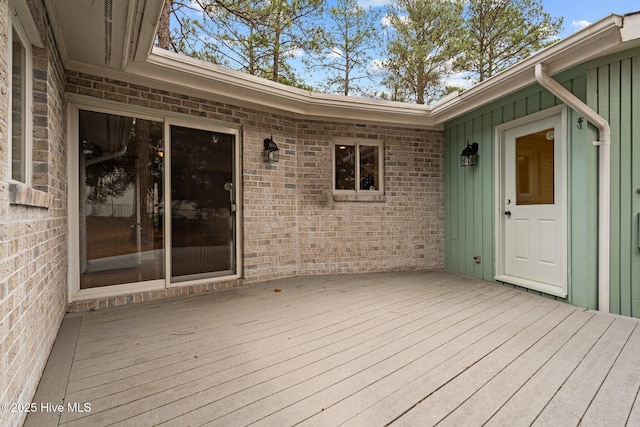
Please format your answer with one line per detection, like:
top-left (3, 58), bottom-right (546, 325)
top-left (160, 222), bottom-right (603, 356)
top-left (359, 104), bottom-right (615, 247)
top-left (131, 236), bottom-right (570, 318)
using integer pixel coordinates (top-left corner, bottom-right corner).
top-left (535, 63), bottom-right (611, 313)
top-left (432, 14), bottom-right (626, 123)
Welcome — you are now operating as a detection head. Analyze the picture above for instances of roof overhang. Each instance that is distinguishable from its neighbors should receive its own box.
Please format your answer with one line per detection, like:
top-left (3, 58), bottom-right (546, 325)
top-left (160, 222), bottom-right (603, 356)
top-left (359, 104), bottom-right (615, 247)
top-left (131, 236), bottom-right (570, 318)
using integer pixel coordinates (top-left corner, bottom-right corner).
top-left (43, 0), bottom-right (640, 127)
top-left (431, 12), bottom-right (640, 123)
top-left (43, 0), bottom-right (163, 70)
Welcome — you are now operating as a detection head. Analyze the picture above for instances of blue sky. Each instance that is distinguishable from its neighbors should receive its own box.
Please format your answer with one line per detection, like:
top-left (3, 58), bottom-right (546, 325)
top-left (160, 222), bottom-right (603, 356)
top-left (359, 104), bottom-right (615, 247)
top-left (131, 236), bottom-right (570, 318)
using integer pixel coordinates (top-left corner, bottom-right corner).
top-left (543, 0), bottom-right (639, 38)
top-left (301, 0), bottom-right (640, 94)
top-left (178, 0), bottom-right (640, 96)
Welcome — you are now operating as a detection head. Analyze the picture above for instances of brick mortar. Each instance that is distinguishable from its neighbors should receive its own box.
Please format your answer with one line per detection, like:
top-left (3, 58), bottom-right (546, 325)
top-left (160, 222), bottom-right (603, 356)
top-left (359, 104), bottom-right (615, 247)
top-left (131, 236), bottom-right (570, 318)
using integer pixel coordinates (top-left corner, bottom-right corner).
top-left (64, 71), bottom-right (444, 310)
top-left (0, 0), bottom-right (68, 426)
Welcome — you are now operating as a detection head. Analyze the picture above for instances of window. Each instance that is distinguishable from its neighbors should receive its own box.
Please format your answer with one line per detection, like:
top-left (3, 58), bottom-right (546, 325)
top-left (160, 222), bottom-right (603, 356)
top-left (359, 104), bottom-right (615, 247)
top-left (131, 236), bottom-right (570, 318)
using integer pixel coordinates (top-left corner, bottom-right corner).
top-left (9, 12), bottom-right (32, 184)
top-left (334, 140), bottom-right (383, 193)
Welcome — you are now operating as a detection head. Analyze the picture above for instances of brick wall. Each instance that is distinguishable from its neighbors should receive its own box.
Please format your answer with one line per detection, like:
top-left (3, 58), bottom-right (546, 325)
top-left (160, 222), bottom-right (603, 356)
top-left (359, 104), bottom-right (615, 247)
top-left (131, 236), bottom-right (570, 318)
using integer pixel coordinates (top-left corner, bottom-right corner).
top-left (0, 0), bottom-right (68, 425)
top-left (65, 72), bottom-right (445, 310)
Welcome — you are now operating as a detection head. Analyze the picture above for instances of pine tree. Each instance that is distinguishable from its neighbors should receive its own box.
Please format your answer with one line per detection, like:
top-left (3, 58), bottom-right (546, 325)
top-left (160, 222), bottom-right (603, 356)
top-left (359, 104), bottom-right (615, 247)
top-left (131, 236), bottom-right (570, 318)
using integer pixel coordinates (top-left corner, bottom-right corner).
top-left (383, 0), bottom-right (464, 104)
top-left (303, 0), bottom-right (382, 96)
top-left (456, 0), bottom-right (563, 82)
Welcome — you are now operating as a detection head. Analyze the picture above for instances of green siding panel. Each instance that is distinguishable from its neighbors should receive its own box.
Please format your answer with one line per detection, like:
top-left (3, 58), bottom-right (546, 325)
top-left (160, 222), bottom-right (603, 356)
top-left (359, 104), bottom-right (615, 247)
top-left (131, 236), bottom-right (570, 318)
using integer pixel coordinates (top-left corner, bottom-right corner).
top-left (445, 48), bottom-right (640, 316)
top-left (592, 52), bottom-right (640, 317)
top-left (632, 54), bottom-right (640, 315)
top-left (618, 58), bottom-right (632, 317)
top-left (444, 68), bottom-right (596, 307)
top-left (568, 71), bottom-right (598, 310)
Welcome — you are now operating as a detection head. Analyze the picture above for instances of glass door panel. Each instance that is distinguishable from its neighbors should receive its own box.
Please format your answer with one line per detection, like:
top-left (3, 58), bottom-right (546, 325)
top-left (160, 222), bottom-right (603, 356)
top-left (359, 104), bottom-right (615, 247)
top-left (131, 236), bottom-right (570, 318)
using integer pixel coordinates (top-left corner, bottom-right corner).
top-left (79, 110), bottom-right (164, 289)
top-left (516, 128), bottom-right (555, 205)
top-left (170, 125), bottom-right (235, 282)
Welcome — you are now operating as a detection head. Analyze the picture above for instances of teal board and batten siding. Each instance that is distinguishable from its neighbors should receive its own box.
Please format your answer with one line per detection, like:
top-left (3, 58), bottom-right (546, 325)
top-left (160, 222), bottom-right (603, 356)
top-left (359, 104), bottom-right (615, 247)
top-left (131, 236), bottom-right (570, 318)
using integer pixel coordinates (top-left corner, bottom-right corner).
top-left (444, 67), bottom-right (600, 310)
top-left (589, 50), bottom-right (640, 316)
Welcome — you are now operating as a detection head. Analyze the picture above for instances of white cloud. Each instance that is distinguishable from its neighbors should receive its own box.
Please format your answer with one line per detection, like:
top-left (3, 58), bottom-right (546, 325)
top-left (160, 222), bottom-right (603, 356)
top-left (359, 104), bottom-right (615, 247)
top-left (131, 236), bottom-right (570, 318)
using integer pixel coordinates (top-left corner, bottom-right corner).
top-left (572, 20), bottom-right (592, 31)
top-left (288, 47), bottom-right (305, 58)
top-left (444, 71), bottom-right (475, 91)
top-left (358, 0), bottom-right (392, 8)
top-left (381, 13), bottom-right (408, 29)
top-left (189, 0), bottom-right (205, 11)
top-left (327, 47), bottom-right (343, 59)
top-left (368, 58), bottom-right (387, 74)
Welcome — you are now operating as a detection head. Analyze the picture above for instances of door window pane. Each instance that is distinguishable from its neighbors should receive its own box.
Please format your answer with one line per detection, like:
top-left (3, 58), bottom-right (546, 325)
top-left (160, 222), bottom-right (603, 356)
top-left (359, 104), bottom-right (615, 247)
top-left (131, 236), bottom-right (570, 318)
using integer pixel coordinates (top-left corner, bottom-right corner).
top-left (170, 126), bottom-right (235, 281)
top-left (516, 128), bottom-right (554, 205)
top-left (79, 110), bottom-right (165, 288)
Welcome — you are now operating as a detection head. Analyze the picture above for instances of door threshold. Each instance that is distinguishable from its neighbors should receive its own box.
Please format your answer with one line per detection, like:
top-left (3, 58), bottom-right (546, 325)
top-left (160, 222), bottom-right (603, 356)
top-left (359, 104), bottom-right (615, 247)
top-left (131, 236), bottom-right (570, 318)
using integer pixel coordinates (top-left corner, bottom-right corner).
top-left (495, 275), bottom-right (567, 298)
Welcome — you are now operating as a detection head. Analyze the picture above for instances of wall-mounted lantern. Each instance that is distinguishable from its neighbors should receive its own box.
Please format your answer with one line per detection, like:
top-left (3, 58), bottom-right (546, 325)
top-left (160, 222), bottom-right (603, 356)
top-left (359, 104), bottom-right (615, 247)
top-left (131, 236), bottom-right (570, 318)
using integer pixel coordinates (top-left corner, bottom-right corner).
top-left (460, 142), bottom-right (479, 167)
top-left (263, 136), bottom-right (280, 163)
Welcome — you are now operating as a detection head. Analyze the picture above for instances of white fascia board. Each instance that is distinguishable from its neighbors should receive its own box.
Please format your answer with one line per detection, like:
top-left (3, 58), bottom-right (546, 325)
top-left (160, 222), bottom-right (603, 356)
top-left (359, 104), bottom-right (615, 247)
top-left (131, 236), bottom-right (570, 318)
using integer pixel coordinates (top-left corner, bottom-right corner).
top-left (129, 0), bottom-right (167, 64)
top-left (621, 12), bottom-right (640, 42)
top-left (431, 14), bottom-right (626, 123)
top-left (12, 0), bottom-right (44, 47)
top-left (132, 48), bottom-right (438, 128)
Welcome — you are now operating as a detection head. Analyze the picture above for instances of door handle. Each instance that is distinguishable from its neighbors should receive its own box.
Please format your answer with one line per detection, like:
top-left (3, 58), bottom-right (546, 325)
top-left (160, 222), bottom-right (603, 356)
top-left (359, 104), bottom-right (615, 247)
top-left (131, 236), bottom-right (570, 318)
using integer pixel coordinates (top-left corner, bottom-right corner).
top-left (504, 210), bottom-right (512, 217)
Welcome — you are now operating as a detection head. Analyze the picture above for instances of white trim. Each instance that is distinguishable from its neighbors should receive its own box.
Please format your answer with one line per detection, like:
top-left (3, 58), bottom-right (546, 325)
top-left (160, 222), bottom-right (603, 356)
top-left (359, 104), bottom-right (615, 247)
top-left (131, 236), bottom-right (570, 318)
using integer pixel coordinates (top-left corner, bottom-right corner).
top-left (494, 105), bottom-right (568, 298)
top-left (67, 98), bottom-right (243, 302)
top-left (125, 50), bottom-right (440, 129)
top-left (163, 120), bottom-right (172, 284)
top-left (8, 9), bottom-right (33, 185)
top-left (10, 0), bottom-right (43, 48)
top-left (67, 102), bottom-right (80, 301)
top-left (71, 280), bottom-right (165, 302)
top-left (332, 138), bottom-right (384, 195)
top-left (166, 273), bottom-right (242, 289)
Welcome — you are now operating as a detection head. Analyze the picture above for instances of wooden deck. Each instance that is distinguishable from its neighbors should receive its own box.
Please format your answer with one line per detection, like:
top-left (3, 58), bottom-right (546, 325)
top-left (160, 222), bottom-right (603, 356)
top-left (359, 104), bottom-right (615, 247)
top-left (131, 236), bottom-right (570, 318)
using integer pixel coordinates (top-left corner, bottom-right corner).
top-left (27, 270), bottom-right (640, 426)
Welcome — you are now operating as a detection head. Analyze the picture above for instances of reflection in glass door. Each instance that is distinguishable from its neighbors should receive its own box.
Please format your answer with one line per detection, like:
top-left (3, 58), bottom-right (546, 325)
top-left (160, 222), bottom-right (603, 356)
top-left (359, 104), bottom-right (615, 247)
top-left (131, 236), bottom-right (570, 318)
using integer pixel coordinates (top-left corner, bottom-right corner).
top-left (170, 125), bottom-right (236, 282)
top-left (79, 110), bottom-right (164, 289)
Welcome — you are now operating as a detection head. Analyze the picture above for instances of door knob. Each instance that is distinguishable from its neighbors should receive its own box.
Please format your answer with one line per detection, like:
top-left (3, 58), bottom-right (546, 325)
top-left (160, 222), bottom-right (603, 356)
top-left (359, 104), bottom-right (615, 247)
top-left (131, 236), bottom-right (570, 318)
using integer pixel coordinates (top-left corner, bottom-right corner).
top-left (504, 210), bottom-right (512, 217)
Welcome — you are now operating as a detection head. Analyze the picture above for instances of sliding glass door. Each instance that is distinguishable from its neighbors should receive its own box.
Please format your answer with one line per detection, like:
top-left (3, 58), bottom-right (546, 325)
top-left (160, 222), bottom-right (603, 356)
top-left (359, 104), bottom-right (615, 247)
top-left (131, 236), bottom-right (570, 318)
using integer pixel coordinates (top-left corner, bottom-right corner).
top-left (79, 110), bottom-right (164, 289)
top-left (170, 125), bottom-right (236, 282)
top-left (77, 109), bottom-right (238, 291)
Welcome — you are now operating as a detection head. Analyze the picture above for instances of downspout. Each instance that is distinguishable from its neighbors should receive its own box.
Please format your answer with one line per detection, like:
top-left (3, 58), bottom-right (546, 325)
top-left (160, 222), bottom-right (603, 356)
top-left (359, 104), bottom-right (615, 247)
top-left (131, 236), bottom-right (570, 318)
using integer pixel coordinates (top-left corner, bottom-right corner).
top-left (535, 63), bottom-right (611, 313)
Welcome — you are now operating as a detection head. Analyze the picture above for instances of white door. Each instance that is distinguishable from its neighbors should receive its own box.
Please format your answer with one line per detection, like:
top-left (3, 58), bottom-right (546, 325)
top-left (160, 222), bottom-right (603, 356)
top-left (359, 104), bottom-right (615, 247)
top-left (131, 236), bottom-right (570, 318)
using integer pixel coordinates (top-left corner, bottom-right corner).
top-left (498, 111), bottom-right (567, 297)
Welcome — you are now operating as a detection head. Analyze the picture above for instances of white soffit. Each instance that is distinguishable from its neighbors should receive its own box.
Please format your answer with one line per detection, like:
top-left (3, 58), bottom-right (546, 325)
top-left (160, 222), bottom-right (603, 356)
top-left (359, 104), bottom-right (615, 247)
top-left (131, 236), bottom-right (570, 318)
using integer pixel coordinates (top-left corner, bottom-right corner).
top-left (44, 0), bottom-right (163, 69)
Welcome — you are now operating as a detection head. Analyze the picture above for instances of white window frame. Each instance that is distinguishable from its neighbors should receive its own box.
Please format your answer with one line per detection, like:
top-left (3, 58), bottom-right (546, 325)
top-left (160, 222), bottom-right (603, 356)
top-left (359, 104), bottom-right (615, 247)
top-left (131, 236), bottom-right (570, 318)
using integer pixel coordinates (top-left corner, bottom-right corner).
top-left (8, 7), bottom-right (33, 185)
top-left (333, 138), bottom-right (384, 195)
top-left (67, 96), bottom-right (243, 303)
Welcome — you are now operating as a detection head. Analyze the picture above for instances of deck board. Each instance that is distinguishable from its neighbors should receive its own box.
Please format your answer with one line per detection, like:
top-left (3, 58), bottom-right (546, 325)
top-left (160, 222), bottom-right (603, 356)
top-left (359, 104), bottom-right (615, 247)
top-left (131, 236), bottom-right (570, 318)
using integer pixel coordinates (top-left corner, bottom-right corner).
top-left (532, 316), bottom-right (638, 427)
top-left (580, 320), bottom-right (640, 426)
top-left (484, 313), bottom-right (614, 426)
top-left (27, 270), bottom-right (640, 427)
top-left (390, 303), bottom-right (580, 426)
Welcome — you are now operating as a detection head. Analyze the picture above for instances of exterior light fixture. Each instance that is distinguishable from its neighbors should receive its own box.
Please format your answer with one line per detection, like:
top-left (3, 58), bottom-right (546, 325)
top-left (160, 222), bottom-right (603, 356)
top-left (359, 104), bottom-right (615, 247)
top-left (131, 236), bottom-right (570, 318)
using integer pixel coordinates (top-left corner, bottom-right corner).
top-left (263, 136), bottom-right (279, 163)
top-left (460, 142), bottom-right (479, 167)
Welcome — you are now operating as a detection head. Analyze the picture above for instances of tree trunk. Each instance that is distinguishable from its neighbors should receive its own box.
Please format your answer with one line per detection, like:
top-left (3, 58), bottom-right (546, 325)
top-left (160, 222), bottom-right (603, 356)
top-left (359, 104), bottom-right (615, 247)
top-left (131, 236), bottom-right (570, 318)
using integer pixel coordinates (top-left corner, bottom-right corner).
top-left (272, 29), bottom-right (281, 82)
top-left (157, 0), bottom-right (172, 49)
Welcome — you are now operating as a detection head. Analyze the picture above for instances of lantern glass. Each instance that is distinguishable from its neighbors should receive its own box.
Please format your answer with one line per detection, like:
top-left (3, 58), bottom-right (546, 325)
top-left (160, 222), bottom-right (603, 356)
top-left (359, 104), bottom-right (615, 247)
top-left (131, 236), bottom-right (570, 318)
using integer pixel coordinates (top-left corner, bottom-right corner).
top-left (460, 142), bottom-right (479, 167)
top-left (264, 148), bottom-right (279, 163)
top-left (263, 137), bottom-right (280, 163)
top-left (460, 153), bottom-right (478, 167)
